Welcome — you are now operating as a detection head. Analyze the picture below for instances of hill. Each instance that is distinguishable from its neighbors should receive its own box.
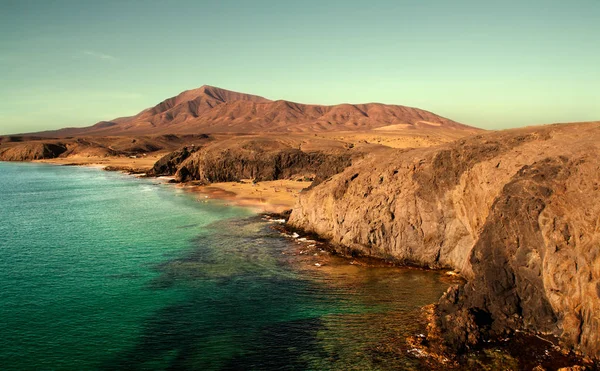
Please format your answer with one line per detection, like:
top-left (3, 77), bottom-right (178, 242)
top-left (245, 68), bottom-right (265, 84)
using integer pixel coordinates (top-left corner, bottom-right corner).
top-left (29, 85), bottom-right (478, 136)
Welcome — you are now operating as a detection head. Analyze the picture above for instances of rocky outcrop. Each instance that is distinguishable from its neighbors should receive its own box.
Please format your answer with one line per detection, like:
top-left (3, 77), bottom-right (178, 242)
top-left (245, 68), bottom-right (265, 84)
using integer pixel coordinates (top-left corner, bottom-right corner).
top-left (433, 153), bottom-right (600, 357)
top-left (289, 129), bottom-right (551, 272)
top-left (288, 121), bottom-right (600, 358)
top-left (0, 134), bottom-right (211, 165)
top-left (173, 138), bottom-right (355, 184)
top-left (0, 142), bottom-right (67, 161)
top-left (150, 146), bottom-right (199, 176)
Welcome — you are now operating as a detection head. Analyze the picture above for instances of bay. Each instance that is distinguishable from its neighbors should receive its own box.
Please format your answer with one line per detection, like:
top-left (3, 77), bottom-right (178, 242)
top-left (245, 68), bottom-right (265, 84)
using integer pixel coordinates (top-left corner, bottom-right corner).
top-left (0, 162), bottom-right (448, 370)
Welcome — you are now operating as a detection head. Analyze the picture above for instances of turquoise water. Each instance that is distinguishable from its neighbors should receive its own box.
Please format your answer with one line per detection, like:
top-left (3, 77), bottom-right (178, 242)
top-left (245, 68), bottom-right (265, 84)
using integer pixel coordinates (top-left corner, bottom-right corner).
top-left (0, 162), bottom-right (449, 370)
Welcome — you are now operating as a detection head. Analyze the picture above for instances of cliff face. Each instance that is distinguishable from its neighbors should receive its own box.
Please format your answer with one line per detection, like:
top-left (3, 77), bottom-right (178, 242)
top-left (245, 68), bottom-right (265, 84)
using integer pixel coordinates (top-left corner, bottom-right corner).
top-left (150, 146), bottom-right (199, 176)
top-left (171, 137), bottom-right (356, 184)
top-left (435, 153), bottom-right (600, 356)
top-left (288, 121), bottom-right (600, 357)
top-left (0, 142), bottom-right (67, 161)
top-left (0, 134), bottom-right (210, 162)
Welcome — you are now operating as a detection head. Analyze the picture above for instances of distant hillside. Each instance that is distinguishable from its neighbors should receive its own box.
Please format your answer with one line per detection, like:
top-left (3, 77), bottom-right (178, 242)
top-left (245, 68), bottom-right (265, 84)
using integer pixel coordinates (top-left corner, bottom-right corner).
top-left (28, 85), bottom-right (479, 136)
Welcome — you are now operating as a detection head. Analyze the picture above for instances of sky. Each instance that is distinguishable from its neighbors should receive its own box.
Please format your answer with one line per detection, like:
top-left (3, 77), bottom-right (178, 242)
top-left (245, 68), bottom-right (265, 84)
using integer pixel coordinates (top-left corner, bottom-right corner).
top-left (0, 0), bottom-right (599, 134)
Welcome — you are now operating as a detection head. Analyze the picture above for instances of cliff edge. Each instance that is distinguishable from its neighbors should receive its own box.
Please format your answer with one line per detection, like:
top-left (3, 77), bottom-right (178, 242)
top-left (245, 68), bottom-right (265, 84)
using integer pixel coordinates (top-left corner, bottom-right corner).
top-left (288, 121), bottom-right (600, 358)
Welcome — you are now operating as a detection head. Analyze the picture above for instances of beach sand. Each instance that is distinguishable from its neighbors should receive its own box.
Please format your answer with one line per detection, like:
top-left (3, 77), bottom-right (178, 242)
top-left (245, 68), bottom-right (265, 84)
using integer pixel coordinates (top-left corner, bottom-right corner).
top-left (35, 154), bottom-right (167, 172)
top-left (32, 154), bottom-right (311, 213)
top-left (185, 180), bottom-right (312, 213)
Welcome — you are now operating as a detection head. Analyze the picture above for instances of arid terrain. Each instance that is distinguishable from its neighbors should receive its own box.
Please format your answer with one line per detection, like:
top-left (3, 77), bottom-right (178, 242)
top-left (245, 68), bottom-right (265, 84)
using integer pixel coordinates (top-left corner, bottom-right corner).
top-left (2, 86), bottom-right (598, 367)
top-left (0, 86), bottom-right (479, 211)
top-left (289, 121), bottom-right (600, 362)
top-left (26, 85), bottom-right (476, 136)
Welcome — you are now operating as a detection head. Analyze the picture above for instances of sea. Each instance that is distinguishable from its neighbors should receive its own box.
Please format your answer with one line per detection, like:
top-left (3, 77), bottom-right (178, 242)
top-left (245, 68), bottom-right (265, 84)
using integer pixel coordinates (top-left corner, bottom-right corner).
top-left (0, 162), bottom-right (449, 370)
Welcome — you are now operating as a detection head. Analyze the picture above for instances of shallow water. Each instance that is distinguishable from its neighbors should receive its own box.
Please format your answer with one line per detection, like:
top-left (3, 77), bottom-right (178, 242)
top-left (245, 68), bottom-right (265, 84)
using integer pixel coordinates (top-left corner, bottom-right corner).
top-left (0, 162), bottom-right (449, 370)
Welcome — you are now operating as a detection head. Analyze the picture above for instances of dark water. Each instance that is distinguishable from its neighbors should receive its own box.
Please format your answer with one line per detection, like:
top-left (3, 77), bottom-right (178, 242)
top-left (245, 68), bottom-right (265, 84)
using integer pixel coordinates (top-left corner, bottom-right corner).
top-left (0, 162), bottom-right (449, 370)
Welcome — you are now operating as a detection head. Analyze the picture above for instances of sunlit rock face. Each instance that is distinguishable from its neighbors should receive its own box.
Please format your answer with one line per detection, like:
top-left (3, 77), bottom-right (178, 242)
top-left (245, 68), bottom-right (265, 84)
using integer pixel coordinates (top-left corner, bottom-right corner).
top-left (289, 121), bottom-right (600, 358)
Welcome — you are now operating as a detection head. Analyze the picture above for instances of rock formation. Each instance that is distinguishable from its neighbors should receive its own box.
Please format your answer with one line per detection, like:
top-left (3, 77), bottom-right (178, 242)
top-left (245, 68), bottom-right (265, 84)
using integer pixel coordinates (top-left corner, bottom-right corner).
top-left (0, 142), bottom-right (67, 161)
top-left (150, 146), bottom-right (200, 176)
top-left (288, 121), bottom-right (600, 358)
top-left (170, 137), bottom-right (355, 184)
top-left (0, 134), bottom-right (209, 162)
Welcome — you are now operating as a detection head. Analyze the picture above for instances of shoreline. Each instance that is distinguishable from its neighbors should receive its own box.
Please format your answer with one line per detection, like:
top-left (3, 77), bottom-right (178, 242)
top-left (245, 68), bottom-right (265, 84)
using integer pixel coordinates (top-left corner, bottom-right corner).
top-left (181, 180), bottom-right (312, 214)
top-left (280, 220), bottom-right (599, 370)
top-left (3, 159), bottom-right (597, 369)
top-left (7, 158), bottom-right (310, 215)
top-left (271, 216), bottom-right (598, 370)
top-left (34, 154), bottom-right (165, 172)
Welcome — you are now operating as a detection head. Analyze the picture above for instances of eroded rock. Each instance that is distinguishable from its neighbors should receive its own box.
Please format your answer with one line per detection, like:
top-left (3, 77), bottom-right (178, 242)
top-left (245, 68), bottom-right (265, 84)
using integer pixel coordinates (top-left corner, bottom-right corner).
top-left (288, 121), bottom-right (600, 358)
top-left (150, 146), bottom-right (199, 176)
top-left (172, 138), bottom-right (354, 184)
top-left (0, 142), bottom-right (67, 161)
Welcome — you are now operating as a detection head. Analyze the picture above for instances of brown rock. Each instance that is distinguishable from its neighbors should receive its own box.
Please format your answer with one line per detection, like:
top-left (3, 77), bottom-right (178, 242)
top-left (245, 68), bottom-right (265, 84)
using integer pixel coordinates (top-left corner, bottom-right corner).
top-left (0, 142), bottom-right (67, 160)
top-left (288, 121), bottom-right (600, 358)
top-left (173, 137), bottom-right (355, 184)
top-left (150, 146), bottom-right (200, 176)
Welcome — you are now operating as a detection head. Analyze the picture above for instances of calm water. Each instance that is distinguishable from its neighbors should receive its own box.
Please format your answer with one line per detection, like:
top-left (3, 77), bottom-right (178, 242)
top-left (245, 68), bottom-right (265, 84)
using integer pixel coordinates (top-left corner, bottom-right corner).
top-left (0, 162), bottom-right (449, 370)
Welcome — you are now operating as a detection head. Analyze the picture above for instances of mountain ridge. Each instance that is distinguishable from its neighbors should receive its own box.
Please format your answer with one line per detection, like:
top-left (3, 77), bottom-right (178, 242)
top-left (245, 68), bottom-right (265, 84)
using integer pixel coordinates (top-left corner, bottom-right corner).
top-left (22, 85), bottom-right (479, 137)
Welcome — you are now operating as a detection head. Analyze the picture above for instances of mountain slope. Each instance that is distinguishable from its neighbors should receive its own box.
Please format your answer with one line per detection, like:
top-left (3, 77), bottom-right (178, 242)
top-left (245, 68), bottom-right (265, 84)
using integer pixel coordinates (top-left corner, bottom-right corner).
top-left (31, 85), bottom-right (478, 136)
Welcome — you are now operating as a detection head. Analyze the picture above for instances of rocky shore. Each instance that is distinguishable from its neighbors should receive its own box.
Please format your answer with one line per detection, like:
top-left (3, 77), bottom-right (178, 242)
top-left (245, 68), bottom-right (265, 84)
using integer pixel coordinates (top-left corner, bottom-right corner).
top-left (3, 119), bottom-right (599, 367)
top-left (287, 121), bottom-right (600, 363)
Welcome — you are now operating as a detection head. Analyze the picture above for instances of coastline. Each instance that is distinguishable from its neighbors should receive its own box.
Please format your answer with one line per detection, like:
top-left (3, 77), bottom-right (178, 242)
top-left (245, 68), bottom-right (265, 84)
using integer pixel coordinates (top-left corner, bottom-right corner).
top-left (9, 156), bottom-right (310, 214)
top-left (181, 180), bottom-right (312, 214)
top-left (34, 154), bottom-right (166, 172)
top-left (3, 159), bottom-right (597, 369)
top-left (0, 161), bottom-right (458, 370)
top-left (272, 214), bottom-right (599, 370)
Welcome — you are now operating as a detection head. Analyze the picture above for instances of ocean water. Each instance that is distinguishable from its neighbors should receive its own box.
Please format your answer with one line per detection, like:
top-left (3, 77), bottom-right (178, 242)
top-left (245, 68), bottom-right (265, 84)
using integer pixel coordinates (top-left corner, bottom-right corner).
top-left (0, 162), bottom-right (449, 370)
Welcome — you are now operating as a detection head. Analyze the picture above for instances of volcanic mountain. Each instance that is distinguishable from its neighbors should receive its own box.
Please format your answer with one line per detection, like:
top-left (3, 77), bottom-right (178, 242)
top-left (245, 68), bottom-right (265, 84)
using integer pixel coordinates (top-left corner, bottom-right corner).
top-left (34, 85), bottom-right (477, 136)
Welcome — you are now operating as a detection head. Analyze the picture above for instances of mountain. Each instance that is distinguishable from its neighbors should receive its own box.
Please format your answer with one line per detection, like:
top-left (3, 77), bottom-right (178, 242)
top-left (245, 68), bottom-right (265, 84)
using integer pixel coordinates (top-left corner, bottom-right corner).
top-left (31, 85), bottom-right (478, 137)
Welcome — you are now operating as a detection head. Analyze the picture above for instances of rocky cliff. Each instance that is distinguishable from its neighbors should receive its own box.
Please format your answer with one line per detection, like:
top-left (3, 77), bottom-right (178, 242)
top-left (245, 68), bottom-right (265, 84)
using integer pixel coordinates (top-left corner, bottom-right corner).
top-left (0, 134), bottom-right (210, 162)
top-left (150, 146), bottom-right (200, 176)
top-left (170, 137), bottom-right (356, 185)
top-left (0, 142), bottom-right (67, 161)
top-left (288, 121), bottom-right (600, 358)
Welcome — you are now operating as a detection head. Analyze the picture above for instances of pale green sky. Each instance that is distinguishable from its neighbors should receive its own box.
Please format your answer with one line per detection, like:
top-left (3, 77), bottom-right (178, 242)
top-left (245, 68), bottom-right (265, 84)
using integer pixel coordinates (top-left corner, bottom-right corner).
top-left (1, 0), bottom-right (599, 134)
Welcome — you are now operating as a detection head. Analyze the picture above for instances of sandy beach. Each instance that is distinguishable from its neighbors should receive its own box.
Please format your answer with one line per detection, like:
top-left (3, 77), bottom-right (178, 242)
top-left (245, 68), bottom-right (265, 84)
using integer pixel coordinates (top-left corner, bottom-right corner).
top-left (35, 154), bottom-right (167, 172)
top-left (185, 180), bottom-right (312, 213)
top-left (31, 154), bottom-right (312, 213)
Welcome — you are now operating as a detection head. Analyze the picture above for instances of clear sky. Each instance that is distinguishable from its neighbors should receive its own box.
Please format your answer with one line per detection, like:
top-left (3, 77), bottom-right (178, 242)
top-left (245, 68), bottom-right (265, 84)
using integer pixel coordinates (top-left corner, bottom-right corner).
top-left (1, 0), bottom-right (598, 134)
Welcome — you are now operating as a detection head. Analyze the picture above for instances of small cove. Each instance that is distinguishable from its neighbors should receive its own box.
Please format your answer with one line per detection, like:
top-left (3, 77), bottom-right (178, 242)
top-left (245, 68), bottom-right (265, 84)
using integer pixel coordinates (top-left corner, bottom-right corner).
top-left (0, 162), bottom-right (449, 370)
